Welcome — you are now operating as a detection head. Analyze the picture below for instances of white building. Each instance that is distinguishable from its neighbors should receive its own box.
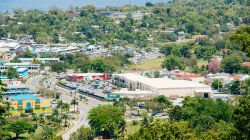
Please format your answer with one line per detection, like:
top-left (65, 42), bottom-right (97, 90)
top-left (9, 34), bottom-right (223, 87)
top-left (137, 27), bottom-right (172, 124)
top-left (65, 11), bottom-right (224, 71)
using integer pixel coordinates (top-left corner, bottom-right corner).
top-left (112, 73), bottom-right (213, 98)
top-left (19, 58), bottom-right (60, 64)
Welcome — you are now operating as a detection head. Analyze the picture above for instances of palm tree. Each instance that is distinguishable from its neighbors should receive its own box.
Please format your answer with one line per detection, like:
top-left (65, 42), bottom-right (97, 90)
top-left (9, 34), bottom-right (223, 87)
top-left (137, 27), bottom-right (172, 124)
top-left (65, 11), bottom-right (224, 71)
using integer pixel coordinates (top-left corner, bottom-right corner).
top-left (61, 103), bottom-right (70, 113)
top-left (57, 99), bottom-right (63, 108)
top-left (70, 98), bottom-right (78, 112)
top-left (61, 113), bottom-right (69, 127)
top-left (45, 115), bottom-right (53, 125)
top-left (52, 109), bottom-right (60, 126)
top-left (32, 113), bottom-right (39, 126)
top-left (118, 120), bottom-right (127, 139)
top-left (39, 113), bottom-right (45, 125)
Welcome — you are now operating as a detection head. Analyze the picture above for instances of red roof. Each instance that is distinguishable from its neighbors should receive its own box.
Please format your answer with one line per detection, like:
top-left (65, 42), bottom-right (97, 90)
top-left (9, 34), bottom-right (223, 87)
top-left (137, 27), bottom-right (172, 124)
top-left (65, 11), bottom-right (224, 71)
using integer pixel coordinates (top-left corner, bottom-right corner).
top-left (176, 74), bottom-right (201, 79)
top-left (242, 62), bottom-right (250, 67)
top-left (229, 75), bottom-right (241, 80)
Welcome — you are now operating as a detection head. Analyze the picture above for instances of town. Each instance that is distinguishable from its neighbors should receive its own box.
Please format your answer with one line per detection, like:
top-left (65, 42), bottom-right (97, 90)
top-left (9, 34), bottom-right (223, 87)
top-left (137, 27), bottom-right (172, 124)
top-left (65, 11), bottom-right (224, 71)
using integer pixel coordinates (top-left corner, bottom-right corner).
top-left (0, 0), bottom-right (250, 140)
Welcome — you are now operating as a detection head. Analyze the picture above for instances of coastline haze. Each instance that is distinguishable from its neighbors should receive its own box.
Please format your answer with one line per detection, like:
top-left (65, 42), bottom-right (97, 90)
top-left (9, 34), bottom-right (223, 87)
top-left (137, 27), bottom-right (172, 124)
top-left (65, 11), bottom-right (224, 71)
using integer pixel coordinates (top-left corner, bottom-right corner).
top-left (0, 0), bottom-right (169, 12)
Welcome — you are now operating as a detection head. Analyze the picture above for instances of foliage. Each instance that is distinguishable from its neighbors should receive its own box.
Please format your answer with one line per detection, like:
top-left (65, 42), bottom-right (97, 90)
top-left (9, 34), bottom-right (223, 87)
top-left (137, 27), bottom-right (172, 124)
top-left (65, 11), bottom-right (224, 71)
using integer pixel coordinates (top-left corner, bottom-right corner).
top-left (40, 126), bottom-right (56, 140)
top-left (5, 119), bottom-right (33, 138)
top-left (220, 53), bottom-right (243, 74)
top-left (211, 80), bottom-right (223, 90)
top-left (70, 127), bottom-right (95, 140)
top-left (194, 46), bottom-right (216, 60)
top-left (226, 80), bottom-right (241, 94)
top-left (230, 26), bottom-right (250, 56)
top-left (3, 66), bottom-right (19, 79)
top-left (50, 62), bottom-right (68, 73)
top-left (233, 96), bottom-right (250, 139)
top-left (241, 78), bottom-right (250, 95)
top-left (208, 59), bottom-right (220, 74)
top-left (88, 105), bottom-right (124, 138)
top-left (161, 55), bottom-right (183, 70)
top-left (128, 120), bottom-right (196, 140)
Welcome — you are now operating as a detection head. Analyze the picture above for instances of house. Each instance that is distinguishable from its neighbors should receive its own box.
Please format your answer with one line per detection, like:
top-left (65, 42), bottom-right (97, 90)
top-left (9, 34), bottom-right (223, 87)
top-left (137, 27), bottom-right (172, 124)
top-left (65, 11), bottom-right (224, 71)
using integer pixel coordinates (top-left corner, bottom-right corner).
top-left (242, 62), bottom-right (250, 67)
top-left (192, 35), bottom-right (208, 40)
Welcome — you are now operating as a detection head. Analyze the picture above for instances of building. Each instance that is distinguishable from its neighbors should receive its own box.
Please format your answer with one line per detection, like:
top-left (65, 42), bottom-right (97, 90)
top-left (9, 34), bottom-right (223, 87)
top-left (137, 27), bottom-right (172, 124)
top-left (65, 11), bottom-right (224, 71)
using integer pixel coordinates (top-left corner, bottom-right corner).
top-left (112, 73), bottom-right (213, 98)
top-left (66, 73), bottom-right (109, 82)
top-left (0, 61), bottom-right (40, 71)
top-left (113, 88), bottom-right (156, 99)
top-left (9, 94), bottom-right (51, 114)
top-left (0, 68), bottom-right (29, 81)
top-left (19, 58), bottom-right (60, 64)
top-left (242, 62), bottom-right (250, 67)
top-left (192, 35), bottom-right (208, 40)
top-left (3, 84), bottom-right (51, 114)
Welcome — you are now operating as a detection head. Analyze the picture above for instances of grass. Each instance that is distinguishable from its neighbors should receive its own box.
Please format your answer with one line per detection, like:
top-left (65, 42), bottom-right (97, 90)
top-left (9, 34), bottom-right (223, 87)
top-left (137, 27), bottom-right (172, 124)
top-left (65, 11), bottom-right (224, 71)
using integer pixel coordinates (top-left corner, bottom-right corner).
top-left (197, 59), bottom-right (208, 68)
top-left (125, 121), bottom-right (142, 136)
top-left (128, 58), bottom-right (164, 71)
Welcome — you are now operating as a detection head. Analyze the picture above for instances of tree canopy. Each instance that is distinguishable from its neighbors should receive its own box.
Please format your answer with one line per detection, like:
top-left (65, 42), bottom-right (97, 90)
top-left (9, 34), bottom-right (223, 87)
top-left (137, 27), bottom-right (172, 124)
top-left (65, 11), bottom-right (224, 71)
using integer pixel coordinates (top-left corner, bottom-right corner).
top-left (88, 105), bottom-right (124, 138)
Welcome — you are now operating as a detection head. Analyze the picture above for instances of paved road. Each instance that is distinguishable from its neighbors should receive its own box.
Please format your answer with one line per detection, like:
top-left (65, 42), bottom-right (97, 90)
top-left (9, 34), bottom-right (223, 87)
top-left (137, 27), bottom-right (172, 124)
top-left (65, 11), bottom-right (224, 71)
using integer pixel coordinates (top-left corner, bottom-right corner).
top-left (27, 74), bottom-right (106, 140)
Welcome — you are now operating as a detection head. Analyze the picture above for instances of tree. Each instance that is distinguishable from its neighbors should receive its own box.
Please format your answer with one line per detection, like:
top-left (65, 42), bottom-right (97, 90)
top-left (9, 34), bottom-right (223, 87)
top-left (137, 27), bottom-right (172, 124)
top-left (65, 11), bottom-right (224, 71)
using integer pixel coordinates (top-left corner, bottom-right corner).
top-left (0, 27), bottom-right (7, 38)
top-left (228, 80), bottom-right (241, 95)
top-left (211, 80), bottom-right (223, 90)
top-left (154, 95), bottom-right (172, 108)
top-left (233, 96), bottom-right (250, 139)
top-left (208, 59), bottom-right (220, 74)
top-left (0, 80), bottom-right (9, 127)
top-left (50, 62), bottom-right (67, 73)
top-left (220, 53), bottom-right (243, 74)
top-left (88, 105), bottom-right (124, 139)
top-left (70, 127), bottom-right (94, 140)
top-left (161, 55), bottom-right (183, 70)
top-left (3, 66), bottom-right (19, 79)
top-left (61, 113), bottom-right (69, 127)
top-left (70, 98), bottom-right (78, 112)
top-left (61, 103), bottom-right (70, 113)
top-left (241, 78), bottom-right (250, 95)
top-left (36, 32), bottom-right (50, 44)
top-left (194, 46), bottom-right (216, 60)
top-left (128, 120), bottom-right (196, 140)
top-left (230, 26), bottom-right (250, 56)
top-left (5, 119), bottom-right (33, 138)
top-left (41, 126), bottom-right (56, 140)
top-left (145, 2), bottom-right (154, 7)
top-left (169, 105), bottom-right (182, 121)
top-left (153, 71), bottom-right (160, 78)
top-left (91, 58), bottom-right (113, 73)
top-left (201, 120), bottom-right (237, 140)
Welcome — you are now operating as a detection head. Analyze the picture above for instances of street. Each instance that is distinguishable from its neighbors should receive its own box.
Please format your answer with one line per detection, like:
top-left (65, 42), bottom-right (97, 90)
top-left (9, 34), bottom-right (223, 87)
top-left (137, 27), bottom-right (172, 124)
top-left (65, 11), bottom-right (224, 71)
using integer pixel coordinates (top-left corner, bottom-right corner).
top-left (26, 74), bottom-right (106, 140)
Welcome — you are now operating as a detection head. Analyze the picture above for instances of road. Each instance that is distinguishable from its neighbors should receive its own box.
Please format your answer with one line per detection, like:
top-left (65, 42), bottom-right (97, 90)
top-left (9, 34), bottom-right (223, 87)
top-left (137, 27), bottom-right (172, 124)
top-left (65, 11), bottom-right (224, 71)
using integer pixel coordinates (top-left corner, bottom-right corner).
top-left (26, 74), bottom-right (106, 140)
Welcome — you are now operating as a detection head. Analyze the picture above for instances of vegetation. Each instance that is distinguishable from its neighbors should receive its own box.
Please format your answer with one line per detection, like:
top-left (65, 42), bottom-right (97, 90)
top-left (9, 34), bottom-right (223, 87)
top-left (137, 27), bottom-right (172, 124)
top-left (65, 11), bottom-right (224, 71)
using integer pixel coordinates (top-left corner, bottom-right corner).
top-left (88, 105), bottom-right (125, 139)
top-left (3, 66), bottom-right (19, 79)
top-left (129, 96), bottom-right (250, 140)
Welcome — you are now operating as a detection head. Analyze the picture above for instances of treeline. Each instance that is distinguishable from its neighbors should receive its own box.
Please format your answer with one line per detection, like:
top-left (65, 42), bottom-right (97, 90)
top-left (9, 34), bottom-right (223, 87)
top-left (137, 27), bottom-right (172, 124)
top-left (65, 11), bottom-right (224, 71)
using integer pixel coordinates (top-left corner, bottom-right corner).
top-left (129, 96), bottom-right (250, 140)
top-left (160, 26), bottom-right (250, 75)
top-left (49, 52), bottom-right (130, 73)
top-left (0, 0), bottom-right (249, 47)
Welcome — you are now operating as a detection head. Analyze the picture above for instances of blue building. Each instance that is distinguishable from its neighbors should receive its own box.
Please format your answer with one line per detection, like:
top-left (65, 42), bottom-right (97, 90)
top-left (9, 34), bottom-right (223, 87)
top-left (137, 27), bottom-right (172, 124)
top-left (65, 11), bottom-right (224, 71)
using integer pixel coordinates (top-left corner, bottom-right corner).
top-left (17, 68), bottom-right (29, 78)
top-left (0, 67), bottom-right (29, 80)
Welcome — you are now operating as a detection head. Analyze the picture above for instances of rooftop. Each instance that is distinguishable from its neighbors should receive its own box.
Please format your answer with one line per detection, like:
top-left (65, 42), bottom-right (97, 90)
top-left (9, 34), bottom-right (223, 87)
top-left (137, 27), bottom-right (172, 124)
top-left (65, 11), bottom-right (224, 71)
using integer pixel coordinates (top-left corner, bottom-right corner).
top-left (242, 62), bottom-right (250, 67)
top-left (11, 94), bottom-right (38, 101)
top-left (113, 73), bottom-right (210, 89)
top-left (19, 58), bottom-right (60, 61)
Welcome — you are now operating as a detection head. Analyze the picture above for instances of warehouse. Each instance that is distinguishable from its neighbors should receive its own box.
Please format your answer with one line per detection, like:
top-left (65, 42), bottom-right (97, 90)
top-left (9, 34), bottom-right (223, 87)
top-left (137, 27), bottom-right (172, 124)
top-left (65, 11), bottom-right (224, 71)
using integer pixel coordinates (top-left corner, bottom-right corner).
top-left (112, 73), bottom-right (213, 98)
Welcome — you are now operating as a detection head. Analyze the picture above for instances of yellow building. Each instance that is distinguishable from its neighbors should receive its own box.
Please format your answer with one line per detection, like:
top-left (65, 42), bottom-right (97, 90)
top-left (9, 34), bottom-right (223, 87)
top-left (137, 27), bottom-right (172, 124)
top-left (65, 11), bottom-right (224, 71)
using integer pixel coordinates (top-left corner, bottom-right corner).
top-left (9, 94), bottom-right (52, 114)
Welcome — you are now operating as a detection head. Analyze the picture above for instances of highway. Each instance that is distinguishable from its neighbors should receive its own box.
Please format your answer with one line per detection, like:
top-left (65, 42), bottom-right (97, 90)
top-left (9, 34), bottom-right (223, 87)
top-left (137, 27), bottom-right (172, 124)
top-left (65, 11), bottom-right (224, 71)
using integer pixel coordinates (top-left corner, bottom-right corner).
top-left (26, 74), bottom-right (106, 140)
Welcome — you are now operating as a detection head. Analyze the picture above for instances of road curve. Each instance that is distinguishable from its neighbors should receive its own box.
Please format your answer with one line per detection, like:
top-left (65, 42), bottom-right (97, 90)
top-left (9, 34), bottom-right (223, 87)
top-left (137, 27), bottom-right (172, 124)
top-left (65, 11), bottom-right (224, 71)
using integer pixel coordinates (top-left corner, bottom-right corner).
top-left (26, 75), bottom-right (105, 140)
